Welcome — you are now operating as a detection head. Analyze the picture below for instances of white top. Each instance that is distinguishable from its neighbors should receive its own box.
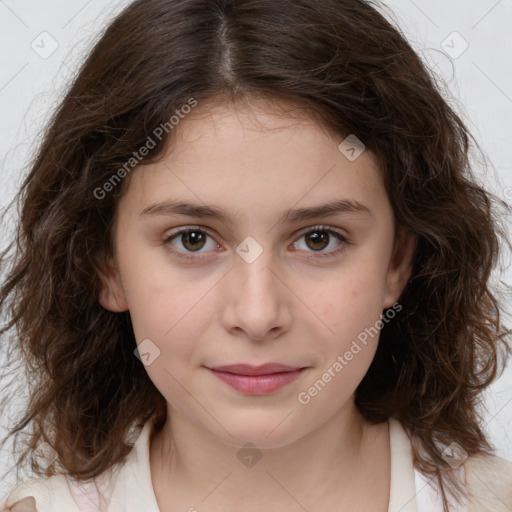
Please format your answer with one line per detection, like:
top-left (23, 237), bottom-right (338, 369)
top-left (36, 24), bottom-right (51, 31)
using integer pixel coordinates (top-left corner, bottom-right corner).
top-left (415, 465), bottom-right (467, 511)
top-left (4, 415), bottom-right (511, 512)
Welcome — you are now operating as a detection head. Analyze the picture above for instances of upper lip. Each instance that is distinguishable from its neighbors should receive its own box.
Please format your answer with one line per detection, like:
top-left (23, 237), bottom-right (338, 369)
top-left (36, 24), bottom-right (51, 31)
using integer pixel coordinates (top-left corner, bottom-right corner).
top-left (208, 363), bottom-right (305, 375)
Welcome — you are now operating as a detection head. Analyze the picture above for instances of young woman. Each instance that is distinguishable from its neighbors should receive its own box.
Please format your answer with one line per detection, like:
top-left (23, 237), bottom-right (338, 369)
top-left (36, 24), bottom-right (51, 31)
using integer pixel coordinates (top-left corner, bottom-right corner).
top-left (1, 0), bottom-right (511, 511)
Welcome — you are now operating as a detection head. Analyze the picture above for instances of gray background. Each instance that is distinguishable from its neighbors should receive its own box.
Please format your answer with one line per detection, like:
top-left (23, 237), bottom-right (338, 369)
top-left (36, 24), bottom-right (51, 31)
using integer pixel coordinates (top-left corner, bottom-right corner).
top-left (1, 0), bottom-right (511, 499)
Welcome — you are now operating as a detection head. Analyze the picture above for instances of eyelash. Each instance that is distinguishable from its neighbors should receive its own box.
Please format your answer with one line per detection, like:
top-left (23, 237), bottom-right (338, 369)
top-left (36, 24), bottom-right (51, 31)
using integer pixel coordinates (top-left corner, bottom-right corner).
top-left (162, 225), bottom-right (351, 263)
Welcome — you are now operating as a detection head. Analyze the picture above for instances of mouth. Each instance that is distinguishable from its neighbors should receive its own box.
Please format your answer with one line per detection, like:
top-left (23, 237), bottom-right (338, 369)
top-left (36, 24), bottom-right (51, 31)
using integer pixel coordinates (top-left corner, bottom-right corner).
top-left (205, 363), bottom-right (308, 394)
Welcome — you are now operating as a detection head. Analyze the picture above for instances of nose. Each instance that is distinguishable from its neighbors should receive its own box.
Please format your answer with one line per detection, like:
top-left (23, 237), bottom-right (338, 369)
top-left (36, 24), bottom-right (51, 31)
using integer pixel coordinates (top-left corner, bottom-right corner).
top-left (221, 241), bottom-right (292, 342)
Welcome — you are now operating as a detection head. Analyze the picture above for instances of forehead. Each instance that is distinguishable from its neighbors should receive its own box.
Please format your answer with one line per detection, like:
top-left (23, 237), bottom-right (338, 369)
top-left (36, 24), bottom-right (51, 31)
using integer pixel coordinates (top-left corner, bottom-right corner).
top-left (170, 97), bottom-right (345, 158)
top-left (119, 99), bottom-right (389, 224)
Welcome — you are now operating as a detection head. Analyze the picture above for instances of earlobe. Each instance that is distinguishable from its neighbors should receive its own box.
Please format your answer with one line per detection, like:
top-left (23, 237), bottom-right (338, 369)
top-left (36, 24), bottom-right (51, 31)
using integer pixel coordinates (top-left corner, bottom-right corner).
top-left (382, 229), bottom-right (416, 309)
top-left (97, 258), bottom-right (129, 312)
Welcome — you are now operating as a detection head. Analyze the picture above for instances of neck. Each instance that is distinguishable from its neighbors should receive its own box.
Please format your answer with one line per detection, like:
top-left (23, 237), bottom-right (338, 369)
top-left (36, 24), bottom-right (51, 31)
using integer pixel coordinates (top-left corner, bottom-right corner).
top-left (150, 399), bottom-right (388, 511)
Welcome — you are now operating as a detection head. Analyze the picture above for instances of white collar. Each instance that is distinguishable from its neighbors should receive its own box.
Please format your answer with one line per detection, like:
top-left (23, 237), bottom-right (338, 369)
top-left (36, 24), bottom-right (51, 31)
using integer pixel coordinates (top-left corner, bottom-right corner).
top-left (108, 415), bottom-right (419, 512)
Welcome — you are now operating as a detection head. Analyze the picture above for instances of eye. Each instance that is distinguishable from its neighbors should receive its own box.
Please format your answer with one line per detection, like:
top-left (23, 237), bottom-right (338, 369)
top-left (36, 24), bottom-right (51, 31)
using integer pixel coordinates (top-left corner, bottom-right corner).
top-left (162, 226), bottom-right (220, 260)
top-left (162, 224), bottom-right (350, 262)
top-left (291, 225), bottom-right (349, 259)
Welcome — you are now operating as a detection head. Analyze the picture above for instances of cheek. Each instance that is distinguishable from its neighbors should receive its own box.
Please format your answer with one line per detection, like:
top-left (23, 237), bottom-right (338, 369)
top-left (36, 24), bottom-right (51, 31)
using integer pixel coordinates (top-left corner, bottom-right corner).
top-left (126, 274), bottom-right (216, 354)
top-left (314, 267), bottom-right (388, 341)
top-left (124, 270), bottom-right (218, 409)
top-left (118, 245), bottom-right (220, 374)
top-left (294, 276), bottom-right (386, 416)
top-left (119, 237), bottom-right (208, 334)
top-left (300, 257), bottom-right (390, 390)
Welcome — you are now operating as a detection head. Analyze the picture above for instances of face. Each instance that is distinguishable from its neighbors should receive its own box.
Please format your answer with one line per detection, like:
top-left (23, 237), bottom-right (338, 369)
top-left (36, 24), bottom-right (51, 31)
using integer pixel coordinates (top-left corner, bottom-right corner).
top-left (99, 99), bottom-right (415, 449)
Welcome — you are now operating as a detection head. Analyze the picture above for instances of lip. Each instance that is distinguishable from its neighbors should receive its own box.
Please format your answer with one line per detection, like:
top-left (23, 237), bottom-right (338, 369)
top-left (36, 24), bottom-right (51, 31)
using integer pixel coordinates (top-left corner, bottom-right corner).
top-left (206, 364), bottom-right (307, 394)
top-left (209, 363), bottom-right (303, 375)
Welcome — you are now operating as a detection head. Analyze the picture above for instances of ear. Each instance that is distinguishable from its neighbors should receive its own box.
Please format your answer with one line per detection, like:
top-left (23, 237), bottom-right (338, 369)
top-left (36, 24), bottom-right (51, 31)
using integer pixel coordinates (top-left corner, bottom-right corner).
top-left (97, 256), bottom-right (129, 312)
top-left (382, 227), bottom-right (416, 309)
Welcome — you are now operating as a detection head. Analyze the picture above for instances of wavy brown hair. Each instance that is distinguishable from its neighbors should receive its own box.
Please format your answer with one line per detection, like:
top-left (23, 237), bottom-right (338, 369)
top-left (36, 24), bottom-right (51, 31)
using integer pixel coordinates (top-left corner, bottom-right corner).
top-left (1, 0), bottom-right (511, 510)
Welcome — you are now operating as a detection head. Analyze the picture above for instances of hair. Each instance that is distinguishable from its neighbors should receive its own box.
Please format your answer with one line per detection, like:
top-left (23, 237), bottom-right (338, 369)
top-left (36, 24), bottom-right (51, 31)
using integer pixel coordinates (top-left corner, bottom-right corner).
top-left (1, 0), bottom-right (511, 510)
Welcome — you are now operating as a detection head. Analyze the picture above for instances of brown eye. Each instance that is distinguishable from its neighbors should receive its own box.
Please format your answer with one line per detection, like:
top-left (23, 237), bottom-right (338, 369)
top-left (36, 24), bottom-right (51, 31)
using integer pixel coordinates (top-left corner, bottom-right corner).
top-left (291, 225), bottom-right (350, 260)
top-left (180, 230), bottom-right (207, 252)
top-left (304, 230), bottom-right (330, 251)
top-left (162, 227), bottom-right (220, 261)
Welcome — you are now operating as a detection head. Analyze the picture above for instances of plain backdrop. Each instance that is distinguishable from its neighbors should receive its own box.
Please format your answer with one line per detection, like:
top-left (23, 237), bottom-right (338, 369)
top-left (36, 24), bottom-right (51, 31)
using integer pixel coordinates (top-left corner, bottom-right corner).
top-left (1, 0), bottom-right (511, 499)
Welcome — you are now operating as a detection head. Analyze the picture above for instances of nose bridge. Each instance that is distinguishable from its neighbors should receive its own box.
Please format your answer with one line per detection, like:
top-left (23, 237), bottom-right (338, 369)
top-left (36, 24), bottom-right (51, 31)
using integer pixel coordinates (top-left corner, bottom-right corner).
top-left (234, 234), bottom-right (279, 297)
top-left (223, 234), bottom-right (287, 339)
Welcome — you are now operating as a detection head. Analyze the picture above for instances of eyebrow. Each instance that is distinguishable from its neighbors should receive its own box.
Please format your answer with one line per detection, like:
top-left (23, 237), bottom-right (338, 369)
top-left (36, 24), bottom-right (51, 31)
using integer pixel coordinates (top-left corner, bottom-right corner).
top-left (140, 198), bottom-right (371, 224)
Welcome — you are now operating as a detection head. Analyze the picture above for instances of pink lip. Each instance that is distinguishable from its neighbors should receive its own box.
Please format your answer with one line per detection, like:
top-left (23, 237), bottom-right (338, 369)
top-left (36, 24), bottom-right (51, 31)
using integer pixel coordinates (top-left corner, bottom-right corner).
top-left (210, 363), bottom-right (303, 375)
top-left (206, 364), bottom-right (307, 394)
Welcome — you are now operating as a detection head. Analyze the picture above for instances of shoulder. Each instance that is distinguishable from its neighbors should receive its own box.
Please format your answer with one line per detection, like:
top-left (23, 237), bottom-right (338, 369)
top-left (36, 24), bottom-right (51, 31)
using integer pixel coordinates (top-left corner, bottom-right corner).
top-left (0, 419), bottom-right (153, 512)
top-left (463, 451), bottom-right (512, 509)
top-left (466, 451), bottom-right (512, 475)
top-left (0, 465), bottom-right (127, 512)
top-left (0, 474), bottom-right (79, 512)
top-left (397, 418), bottom-right (512, 511)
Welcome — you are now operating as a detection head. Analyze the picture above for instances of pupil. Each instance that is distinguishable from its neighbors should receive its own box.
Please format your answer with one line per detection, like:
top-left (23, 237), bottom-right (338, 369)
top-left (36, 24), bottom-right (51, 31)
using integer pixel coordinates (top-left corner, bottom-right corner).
top-left (184, 231), bottom-right (205, 251)
top-left (308, 231), bottom-right (328, 251)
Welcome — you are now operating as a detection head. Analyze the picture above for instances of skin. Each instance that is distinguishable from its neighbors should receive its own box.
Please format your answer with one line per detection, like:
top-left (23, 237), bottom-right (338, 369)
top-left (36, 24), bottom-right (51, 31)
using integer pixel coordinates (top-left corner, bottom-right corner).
top-left (99, 98), bottom-right (416, 512)
top-left (2, 497), bottom-right (37, 512)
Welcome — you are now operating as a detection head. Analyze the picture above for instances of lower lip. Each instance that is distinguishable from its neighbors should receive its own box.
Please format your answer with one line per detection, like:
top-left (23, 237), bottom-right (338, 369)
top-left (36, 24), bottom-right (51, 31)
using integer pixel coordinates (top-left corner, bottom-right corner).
top-left (208, 368), bottom-right (306, 394)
